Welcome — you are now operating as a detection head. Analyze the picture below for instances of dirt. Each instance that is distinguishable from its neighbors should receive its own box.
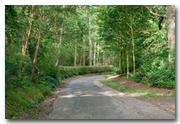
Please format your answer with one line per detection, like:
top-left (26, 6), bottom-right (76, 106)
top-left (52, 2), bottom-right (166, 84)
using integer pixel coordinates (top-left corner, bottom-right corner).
top-left (111, 75), bottom-right (175, 115)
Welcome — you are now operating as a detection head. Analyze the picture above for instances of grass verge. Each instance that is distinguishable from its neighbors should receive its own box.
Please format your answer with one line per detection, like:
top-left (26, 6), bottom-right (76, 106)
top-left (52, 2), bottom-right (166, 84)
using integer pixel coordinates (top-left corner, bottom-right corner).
top-left (100, 78), bottom-right (175, 97)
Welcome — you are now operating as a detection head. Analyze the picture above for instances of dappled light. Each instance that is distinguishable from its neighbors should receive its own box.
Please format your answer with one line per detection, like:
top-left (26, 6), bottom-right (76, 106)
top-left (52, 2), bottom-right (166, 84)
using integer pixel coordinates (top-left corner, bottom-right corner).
top-left (5, 5), bottom-right (175, 119)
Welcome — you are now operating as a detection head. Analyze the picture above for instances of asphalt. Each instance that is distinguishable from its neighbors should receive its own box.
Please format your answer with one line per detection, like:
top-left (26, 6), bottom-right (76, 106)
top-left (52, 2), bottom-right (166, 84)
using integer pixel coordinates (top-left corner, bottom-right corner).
top-left (47, 75), bottom-right (175, 119)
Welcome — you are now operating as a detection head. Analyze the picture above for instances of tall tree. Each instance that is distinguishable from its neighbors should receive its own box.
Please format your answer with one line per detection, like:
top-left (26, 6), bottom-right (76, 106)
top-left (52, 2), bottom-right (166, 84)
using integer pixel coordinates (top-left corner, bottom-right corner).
top-left (93, 42), bottom-right (96, 66)
top-left (166, 5), bottom-right (175, 66)
top-left (21, 5), bottom-right (35, 78)
top-left (89, 15), bottom-right (92, 66)
top-left (74, 37), bottom-right (77, 66)
top-left (83, 34), bottom-right (86, 66)
top-left (30, 8), bottom-right (44, 81)
top-left (55, 5), bottom-right (65, 66)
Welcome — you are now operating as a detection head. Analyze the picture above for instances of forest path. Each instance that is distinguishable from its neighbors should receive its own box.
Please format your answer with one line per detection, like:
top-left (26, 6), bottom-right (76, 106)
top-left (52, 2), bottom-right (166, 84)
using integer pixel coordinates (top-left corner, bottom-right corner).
top-left (46, 75), bottom-right (175, 119)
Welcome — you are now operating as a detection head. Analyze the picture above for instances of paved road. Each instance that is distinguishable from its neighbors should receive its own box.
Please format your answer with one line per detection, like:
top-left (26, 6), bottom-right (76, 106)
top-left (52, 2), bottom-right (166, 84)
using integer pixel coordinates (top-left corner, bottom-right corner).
top-left (47, 75), bottom-right (175, 119)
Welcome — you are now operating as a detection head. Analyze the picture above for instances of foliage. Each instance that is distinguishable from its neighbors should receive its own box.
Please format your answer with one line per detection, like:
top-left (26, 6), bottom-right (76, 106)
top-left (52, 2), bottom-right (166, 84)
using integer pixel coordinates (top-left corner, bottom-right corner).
top-left (58, 66), bottom-right (113, 79)
top-left (5, 83), bottom-right (51, 119)
top-left (5, 5), bottom-right (175, 118)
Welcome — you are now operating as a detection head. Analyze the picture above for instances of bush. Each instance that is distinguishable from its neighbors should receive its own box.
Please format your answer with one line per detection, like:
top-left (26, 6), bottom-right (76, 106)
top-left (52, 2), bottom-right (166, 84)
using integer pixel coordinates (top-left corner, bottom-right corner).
top-left (135, 61), bottom-right (175, 89)
top-left (57, 66), bottom-right (113, 79)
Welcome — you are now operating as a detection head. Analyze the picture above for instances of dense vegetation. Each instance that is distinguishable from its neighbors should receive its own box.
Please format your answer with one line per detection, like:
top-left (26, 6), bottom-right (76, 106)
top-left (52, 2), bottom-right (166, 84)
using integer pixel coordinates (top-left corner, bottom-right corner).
top-left (5, 5), bottom-right (175, 118)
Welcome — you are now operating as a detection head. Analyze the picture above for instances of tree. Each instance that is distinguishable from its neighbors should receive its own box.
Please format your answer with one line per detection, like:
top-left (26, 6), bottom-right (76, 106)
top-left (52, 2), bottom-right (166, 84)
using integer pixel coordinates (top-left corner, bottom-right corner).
top-left (89, 15), bottom-right (92, 66)
top-left (30, 8), bottom-right (44, 81)
top-left (55, 5), bottom-right (65, 66)
top-left (166, 5), bottom-right (175, 66)
top-left (21, 5), bottom-right (35, 78)
top-left (93, 42), bottom-right (96, 66)
top-left (145, 5), bottom-right (175, 66)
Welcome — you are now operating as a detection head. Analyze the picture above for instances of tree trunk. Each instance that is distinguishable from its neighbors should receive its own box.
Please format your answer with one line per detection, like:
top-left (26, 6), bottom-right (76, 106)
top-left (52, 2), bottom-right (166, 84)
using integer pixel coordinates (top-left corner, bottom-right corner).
top-left (123, 49), bottom-right (126, 75)
top-left (96, 44), bottom-right (99, 65)
top-left (21, 5), bottom-right (35, 78)
top-left (103, 52), bottom-right (105, 65)
top-left (130, 25), bottom-right (136, 76)
top-left (126, 44), bottom-right (129, 78)
top-left (79, 56), bottom-right (82, 66)
top-left (83, 34), bottom-right (86, 66)
top-left (93, 42), bottom-right (96, 66)
top-left (89, 16), bottom-right (92, 66)
top-left (74, 38), bottom-right (77, 66)
top-left (30, 10), bottom-right (43, 81)
top-left (119, 50), bottom-right (122, 74)
top-left (55, 5), bottom-right (65, 66)
top-left (119, 34), bottom-right (123, 74)
top-left (166, 5), bottom-right (175, 66)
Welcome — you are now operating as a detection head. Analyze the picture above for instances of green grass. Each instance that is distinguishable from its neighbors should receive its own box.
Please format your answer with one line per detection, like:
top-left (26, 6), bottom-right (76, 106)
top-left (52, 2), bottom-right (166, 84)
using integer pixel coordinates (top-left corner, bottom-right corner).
top-left (100, 78), bottom-right (174, 97)
top-left (5, 83), bottom-right (52, 119)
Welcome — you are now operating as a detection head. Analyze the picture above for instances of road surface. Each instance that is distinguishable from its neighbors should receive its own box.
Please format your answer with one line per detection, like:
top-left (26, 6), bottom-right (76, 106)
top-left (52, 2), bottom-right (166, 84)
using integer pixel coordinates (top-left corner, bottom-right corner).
top-left (47, 75), bottom-right (175, 119)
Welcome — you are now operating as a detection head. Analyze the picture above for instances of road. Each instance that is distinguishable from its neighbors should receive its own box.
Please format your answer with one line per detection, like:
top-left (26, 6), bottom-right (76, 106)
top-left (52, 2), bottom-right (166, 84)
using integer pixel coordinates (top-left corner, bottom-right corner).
top-left (47, 75), bottom-right (175, 119)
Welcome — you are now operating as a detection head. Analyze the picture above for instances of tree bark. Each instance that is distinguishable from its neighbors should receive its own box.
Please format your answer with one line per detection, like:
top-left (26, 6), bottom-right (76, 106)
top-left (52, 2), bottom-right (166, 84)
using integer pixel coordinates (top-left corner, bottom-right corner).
top-left (30, 10), bottom-right (43, 81)
top-left (103, 52), bottom-right (105, 65)
top-left (83, 34), bottom-right (86, 66)
top-left (89, 16), bottom-right (92, 66)
top-left (130, 25), bottom-right (136, 77)
top-left (119, 34), bottom-right (123, 74)
top-left (126, 44), bottom-right (129, 78)
top-left (74, 37), bottom-right (77, 66)
top-left (166, 5), bottom-right (175, 66)
top-left (21, 5), bottom-right (35, 78)
top-left (96, 44), bottom-right (99, 66)
top-left (123, 49), bottom-right (126, 75)
top-left (119, 50), bottom-right (122, 74)
top-left (93, 42), bottom-right (96, 66)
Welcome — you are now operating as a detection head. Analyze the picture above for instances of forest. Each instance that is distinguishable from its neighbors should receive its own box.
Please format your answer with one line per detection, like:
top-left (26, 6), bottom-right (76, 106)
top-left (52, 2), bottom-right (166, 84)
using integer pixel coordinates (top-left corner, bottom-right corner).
top-left (5, 5), bottom-right (175, 118)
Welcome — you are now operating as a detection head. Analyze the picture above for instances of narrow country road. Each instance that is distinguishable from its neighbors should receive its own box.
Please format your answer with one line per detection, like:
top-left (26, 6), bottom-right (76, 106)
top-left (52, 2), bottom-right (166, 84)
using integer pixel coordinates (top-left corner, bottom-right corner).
top-left (47, 75), bottom-right (175, 119)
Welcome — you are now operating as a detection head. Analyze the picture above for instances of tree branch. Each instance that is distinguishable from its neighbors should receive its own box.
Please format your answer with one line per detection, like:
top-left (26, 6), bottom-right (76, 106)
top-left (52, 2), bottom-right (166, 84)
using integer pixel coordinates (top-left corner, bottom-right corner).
top-left (144, 5), bottom-right (166, 18)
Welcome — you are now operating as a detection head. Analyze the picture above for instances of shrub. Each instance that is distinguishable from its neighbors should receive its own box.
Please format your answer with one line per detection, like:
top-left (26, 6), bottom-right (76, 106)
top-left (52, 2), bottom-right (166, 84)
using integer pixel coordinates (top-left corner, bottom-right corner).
top-left (57, 66), bottom-right (113, 79)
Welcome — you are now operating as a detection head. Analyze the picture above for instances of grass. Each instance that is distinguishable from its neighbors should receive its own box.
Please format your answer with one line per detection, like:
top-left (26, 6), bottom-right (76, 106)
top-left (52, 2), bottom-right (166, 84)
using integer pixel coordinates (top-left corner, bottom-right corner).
top-left (5, 82), bottom-right (53, 119)
top-left (100, 78), bottom-right (174, 97)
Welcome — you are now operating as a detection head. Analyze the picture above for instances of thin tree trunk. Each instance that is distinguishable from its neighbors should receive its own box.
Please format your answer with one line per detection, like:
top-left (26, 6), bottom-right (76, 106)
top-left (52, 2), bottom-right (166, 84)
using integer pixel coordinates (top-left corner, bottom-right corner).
top-left (89, 16), bottom-right (92, 66)
top-left (166, 5), bottom-right (175, 66)
top-left (79, 56), bottom-right (82, 66)
top-left (130, 25), bottom-right (136, 77)
top-left (30, 10), bottom-right (43, 81)
top-left (21, 5), bottom-right (35, 78)
top-left (119, 50), bottom-right (122, 73)
top-left (126, 44), bottom-right (129, 78)
top-left (93, 42), bottom-right (96, 66)
top-left (74, 38), bottom-right (77, 66)
top-left (96, 44), bottom-right (99, 66)
top-left (103, 52), bottom-right (105, 65)
top-left (121, 45), bottom-right (123, 74)
top-left (55, 5), bottom-right (65, 66)
top-left (123, 50), bottom-right (125, 75)
top-left (83, 34), bottom-right (86, 66)
top-left (119, 34), bottom-right (123, 74)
